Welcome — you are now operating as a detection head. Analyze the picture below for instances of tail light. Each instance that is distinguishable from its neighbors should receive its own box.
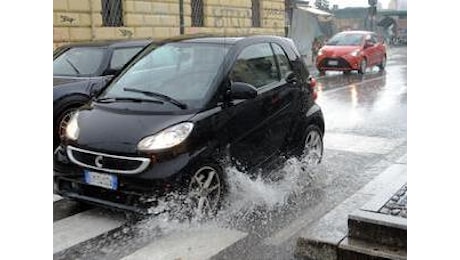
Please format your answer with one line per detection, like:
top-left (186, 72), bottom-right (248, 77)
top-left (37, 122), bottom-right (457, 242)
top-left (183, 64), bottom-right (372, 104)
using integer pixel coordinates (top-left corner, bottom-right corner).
top-left (308, 76), bottom-right (318, 100)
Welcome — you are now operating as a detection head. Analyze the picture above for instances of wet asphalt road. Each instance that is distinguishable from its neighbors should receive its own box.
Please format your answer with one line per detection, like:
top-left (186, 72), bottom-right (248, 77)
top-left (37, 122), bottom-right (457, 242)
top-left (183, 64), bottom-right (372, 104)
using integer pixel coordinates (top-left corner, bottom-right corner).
top-left (53, 46), bottom-right (407, 260)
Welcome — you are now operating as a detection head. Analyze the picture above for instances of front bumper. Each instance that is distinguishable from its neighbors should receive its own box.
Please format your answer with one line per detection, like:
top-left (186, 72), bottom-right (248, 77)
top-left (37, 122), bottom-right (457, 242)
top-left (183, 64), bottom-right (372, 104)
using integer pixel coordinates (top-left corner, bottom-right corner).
top-left (316, 55), bottom-right (361, 71)
top-left (54, 175), bottom-right (167, 214)
top-left (53, 144), bottom-right (202, 214)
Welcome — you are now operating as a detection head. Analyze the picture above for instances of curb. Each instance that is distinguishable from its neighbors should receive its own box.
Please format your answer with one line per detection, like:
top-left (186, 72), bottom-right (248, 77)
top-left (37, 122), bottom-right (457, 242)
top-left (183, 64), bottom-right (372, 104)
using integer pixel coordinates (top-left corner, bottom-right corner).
top-left (295, 159), bottom-right (407, 260)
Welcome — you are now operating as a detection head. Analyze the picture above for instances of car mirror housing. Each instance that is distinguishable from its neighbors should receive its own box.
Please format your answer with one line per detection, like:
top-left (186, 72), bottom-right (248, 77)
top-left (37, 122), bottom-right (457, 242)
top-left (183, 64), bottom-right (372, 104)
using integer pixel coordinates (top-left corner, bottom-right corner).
top-left (364, 41), bottom-right (374, 48)
top-left (230, 82), bottom-right (257, 100)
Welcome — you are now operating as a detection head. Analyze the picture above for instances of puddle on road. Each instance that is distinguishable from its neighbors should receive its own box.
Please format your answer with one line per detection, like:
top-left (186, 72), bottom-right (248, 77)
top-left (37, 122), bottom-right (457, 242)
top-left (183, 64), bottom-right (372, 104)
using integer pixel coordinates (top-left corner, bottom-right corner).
top-left (70, 157), bottom-right (333, 258)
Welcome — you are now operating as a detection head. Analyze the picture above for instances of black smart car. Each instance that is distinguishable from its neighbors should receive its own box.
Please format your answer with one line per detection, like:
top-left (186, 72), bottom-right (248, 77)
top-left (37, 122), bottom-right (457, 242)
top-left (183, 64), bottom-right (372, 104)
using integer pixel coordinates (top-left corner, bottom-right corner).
top-left (54, 35), bottom-right (324, 215)
top-left (53, 40), bottom-right (152, 149)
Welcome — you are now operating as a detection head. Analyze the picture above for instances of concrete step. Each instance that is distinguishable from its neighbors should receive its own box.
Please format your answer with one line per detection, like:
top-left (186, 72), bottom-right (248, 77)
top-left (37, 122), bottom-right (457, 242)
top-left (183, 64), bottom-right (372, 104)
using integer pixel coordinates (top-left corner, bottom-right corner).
top-left (348, 210), bottom-right (406, 248)
top-left (338, 237), bottom-right (406, 260)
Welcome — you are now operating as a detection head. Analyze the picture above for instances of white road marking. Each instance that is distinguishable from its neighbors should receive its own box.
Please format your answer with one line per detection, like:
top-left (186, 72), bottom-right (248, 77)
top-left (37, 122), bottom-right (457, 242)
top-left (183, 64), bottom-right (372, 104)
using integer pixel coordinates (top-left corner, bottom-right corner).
top-left (53, 209), bottom-right (125, 254)
top-left (122, 226), bottom-right (247, 260)
top-left (324, 133), bottom-right (403, 155)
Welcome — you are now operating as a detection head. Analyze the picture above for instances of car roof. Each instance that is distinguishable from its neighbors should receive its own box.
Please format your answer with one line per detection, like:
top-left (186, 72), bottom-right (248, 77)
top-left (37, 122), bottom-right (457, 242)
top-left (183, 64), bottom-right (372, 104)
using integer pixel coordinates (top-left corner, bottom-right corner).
top-left (58, 39), bottom-right (153, 49)
top-left (159, 33), bottom-right (291, 45)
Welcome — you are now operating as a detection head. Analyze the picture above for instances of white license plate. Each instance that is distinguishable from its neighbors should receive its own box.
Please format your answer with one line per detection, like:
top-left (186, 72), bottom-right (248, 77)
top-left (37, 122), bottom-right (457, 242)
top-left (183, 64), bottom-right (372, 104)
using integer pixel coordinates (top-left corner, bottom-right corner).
top-left (84, 170), bottom-right (118, 190)
top-left (328, 60), bottom-right (338, 66)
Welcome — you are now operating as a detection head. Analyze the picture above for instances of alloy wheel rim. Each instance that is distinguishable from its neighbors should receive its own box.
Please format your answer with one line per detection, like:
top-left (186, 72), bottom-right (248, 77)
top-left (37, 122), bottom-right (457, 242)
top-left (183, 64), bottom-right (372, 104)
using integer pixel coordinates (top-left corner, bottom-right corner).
top-left (58, 109), bottom-right (76, 140)
top-left (303, 130), bottom-right (323, 165)
top-left (188, 166), bottom-right (222, 216)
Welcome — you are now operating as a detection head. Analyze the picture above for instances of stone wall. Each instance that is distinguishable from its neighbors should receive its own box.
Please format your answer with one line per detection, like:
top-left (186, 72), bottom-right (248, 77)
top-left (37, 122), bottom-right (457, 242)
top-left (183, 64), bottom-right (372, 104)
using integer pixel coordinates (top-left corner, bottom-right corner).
top-left (53, 0), bottom-right (285, 49)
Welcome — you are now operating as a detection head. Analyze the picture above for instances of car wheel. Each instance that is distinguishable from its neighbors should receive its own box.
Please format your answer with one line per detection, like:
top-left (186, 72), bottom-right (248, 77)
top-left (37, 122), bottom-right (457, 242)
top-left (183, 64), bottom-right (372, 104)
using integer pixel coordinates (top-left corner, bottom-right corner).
top-left (301, 125), bottom-right (324, 165)
top-left (187, 164), bottom-right (225, 217)
top-left (54, 106), bottom-right (79, 149)
top-left (358, 58), bottom-right (367, 74)
top-left (318, 70), bottom-right (326, 76)
top-left (378, 55), bottom-right (386, 70)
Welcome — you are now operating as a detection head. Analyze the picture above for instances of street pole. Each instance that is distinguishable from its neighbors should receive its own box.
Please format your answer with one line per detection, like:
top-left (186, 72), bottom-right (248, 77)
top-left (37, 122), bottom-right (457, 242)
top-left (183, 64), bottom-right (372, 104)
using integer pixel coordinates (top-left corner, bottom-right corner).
top-left (179, 0), bottom-right (184, 35)
top-left (368, 0), bottom-right (377, 32)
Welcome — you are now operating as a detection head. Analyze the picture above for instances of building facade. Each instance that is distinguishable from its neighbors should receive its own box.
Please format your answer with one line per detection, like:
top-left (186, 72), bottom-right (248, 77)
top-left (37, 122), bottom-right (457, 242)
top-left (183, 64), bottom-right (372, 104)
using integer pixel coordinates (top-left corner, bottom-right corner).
top-left (53, 0), bottom-right (286, 48)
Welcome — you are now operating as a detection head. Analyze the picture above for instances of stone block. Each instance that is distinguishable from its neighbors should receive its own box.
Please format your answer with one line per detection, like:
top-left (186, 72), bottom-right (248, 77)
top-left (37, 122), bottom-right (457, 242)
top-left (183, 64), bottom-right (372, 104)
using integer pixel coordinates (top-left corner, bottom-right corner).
top-left (54, 27), bottom-right (70, 42)
top-left (69, 27), bottom-right (92, 41)
top-left (91, 13), bottom-right (103, 27)
top-left (134, 1), bottom-right (152, 13)
top-left (125, 13), bottom-right (144, 26)
top-left (93, 27), bottom-right (117, 40)
top-left (134, 27), bottom-right (154, 38)
top-left (152, 2), bottom-right (170, 14)
top-left (54, 12), bottom-right (79, 26)
top-left (79, 13), bottom-right (91, 26)
top-left (91, 0), bottom-right (102, 12)
top-left (124, 0), bottom-right (135, 13)
top-left (53, 0), bottom-right (68, 11)
top-left (68, 0), bottom-right (90, 12)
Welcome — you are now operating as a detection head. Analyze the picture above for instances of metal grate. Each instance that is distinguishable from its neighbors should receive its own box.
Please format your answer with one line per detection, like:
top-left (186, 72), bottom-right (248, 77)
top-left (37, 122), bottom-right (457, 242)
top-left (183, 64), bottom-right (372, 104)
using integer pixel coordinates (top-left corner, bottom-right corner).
top-left (251, 0), bottom-right (261, 27)
top-left (191, 0), bottom-right (204, 27)
top-left (101, 0), bottom-right (123, 27)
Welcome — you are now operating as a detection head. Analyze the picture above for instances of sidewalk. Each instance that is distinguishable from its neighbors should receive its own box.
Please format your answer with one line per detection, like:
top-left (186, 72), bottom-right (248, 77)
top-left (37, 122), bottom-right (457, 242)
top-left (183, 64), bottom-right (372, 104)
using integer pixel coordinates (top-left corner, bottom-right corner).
top-left (295, 155), bottom-right (407, 260)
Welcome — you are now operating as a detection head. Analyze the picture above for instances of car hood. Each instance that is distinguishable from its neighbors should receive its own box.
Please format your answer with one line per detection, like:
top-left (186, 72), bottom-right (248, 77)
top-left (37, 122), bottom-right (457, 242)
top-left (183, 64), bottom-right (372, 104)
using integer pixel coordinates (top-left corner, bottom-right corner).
top-left (73, 104), bottom-right (196, 154)
top-left (321, 46), bottom-right (362, 56)
top-left (54, 76), bottom-right (89, 86)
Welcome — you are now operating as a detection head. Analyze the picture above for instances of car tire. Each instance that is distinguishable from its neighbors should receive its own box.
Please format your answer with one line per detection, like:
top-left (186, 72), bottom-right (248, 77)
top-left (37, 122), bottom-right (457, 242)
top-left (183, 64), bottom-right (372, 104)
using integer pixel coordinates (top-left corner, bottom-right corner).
top-left (319, 70), bottom-right (326, 76)
top-left (299, 125), bottom-right (324, 165)
top-left (378, 55), bottom-right (386, 71)
top-left (186, 162), bottom-right (226, 217)
top-left (358, 58), bottom-right (367, 74)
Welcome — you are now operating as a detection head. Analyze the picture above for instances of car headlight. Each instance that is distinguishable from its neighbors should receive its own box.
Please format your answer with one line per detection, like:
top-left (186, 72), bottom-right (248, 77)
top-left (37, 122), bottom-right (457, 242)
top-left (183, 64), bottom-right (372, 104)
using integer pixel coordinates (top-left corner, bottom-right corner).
top-left (317, 49), bottom-right (323, 56)
top-left (137, 122), bottom-right (194, 152)
top-left (350, 49), bottom-right (360, 57)
top-left (65, 111), bottom-right (80, 141)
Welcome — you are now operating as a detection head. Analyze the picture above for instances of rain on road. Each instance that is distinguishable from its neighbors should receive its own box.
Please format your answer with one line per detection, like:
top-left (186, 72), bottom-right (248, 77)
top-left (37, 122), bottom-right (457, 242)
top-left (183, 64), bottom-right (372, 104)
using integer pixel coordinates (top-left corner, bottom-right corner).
top-left (53, 46), bottom-right (407, 260)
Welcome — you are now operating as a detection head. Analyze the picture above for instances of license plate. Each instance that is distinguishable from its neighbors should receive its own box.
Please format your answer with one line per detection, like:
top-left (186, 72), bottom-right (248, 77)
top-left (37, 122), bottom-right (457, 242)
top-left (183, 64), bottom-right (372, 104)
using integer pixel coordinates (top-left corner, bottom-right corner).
top-left (84, 170), bottom-right (118, 190)
top-left (328, 60), bottom-right (338, 66)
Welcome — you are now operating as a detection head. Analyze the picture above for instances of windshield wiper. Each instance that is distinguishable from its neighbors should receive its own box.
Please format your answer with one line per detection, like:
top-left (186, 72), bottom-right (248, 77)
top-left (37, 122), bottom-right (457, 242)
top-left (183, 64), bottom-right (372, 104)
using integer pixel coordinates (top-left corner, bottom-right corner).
top-left (65, 58), bottom-right (81, 75)
top-left (96, 97), bottom-right (164, 104)
top-left (123, 88), bottom-right (187, 109)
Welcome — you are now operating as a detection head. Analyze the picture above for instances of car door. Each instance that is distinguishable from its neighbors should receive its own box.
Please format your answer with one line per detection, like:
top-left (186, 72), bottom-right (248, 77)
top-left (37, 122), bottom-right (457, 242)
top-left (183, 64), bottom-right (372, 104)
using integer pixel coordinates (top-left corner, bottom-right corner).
top-left (365, 34), bottom-right (380, 66)
top-left (225, 42), bottom-right (296, 170)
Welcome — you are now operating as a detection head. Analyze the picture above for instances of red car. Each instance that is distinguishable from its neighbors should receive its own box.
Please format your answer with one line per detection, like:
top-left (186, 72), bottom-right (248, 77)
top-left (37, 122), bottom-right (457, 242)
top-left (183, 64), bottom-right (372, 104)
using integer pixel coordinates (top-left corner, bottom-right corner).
top-left (316, 30), bottom-right (386, 74)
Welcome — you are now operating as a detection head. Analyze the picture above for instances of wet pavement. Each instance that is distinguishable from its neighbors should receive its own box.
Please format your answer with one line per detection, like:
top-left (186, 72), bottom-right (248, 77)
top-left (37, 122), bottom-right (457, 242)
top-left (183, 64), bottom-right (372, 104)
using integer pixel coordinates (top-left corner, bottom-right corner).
top-left (54, 46), bottom-right (407, 260)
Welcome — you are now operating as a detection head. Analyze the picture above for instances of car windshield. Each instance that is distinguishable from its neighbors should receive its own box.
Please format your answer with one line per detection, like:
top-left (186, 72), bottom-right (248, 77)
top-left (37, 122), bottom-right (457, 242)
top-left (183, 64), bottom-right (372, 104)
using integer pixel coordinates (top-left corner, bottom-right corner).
top-left (53, 47), bottom-right (106, 76)
top-left (101, 42), bottom-right (229, 110)
top-left (326, 33), bottom-right (364, 46)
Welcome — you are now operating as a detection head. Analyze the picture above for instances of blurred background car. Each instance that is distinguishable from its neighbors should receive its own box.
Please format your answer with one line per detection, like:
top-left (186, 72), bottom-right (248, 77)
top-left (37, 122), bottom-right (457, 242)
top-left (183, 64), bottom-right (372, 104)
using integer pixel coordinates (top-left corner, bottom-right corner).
top-left (53, 39), bottom-right (152, 150)
top-left (315, 30), bottom-right (386, 75)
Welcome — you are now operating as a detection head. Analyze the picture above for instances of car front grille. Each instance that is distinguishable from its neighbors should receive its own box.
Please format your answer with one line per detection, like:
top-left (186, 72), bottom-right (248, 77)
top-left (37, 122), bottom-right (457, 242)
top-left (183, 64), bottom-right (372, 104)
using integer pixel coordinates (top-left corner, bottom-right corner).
top-left (319, 57), bottom-right (352, 69)
top-left (67, 146), bottom-right (150, 174)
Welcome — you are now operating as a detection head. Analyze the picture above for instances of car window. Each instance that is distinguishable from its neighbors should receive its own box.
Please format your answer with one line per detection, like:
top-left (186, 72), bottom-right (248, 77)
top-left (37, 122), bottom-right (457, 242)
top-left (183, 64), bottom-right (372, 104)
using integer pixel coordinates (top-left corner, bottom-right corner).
top-left (53, 47), bottom-right (106, 76)
top-left (327, 33), bottom-right (364, 46)
top-left (271, 43), bottom-right (293, 79)
top-left (110, 47), bottom-right (143, 70)
top-left (230, 43), bottom-right (278, 89)
top-left (103, 42), bottom-right (229, 109)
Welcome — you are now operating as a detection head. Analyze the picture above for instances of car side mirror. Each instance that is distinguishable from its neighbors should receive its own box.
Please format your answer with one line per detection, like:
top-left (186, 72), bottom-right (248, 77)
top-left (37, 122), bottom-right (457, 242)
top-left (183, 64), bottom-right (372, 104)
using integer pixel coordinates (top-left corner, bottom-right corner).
top-left (364, 41), bottom-right (374, 48)
top-left (286, 72), bottom-right (298, 84)
top-left (230, 82), bottom-right (257, 100)
top-left (102, 68), bottom-right (120, 76)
